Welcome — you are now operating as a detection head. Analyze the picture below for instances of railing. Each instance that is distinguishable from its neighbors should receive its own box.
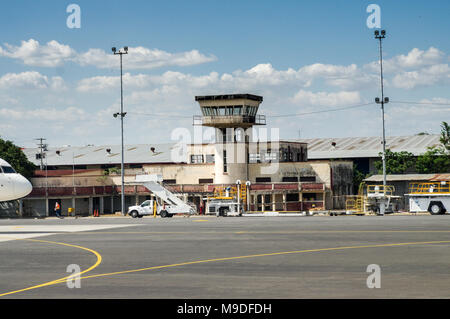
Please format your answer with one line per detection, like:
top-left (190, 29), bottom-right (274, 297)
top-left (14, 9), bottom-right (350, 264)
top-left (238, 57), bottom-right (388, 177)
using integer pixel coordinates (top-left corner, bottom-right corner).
top-left (192, 115), bottom-right (266, 126)
top-left (193, 115), bottom-right (202, 126)
top-left (367, 184), bottom-right (395, 196)
top-left (409, 182), bottom-right (450, 194)
top-left (345, 195), bottom-right (364, 213)
top-left (210, 184), bottom-right (247, 202)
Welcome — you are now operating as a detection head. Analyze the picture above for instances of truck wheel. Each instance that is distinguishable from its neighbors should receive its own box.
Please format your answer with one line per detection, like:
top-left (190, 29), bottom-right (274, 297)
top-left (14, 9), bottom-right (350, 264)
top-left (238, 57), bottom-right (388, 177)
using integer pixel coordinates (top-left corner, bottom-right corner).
top-left (130, 211), bottom-right (139, 218)
top-left (428, 202), bottom-right (444, 215)
top-left (167, 213), bottom-right (174, 218)
top-left (160, 210), bottom-right (168, 218)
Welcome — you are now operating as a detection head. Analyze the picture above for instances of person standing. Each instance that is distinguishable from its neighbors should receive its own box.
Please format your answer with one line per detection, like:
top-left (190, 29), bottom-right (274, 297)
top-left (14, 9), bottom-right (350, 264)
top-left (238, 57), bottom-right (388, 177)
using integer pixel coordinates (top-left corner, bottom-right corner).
top-left (55, 201), bottom-right (63, 219)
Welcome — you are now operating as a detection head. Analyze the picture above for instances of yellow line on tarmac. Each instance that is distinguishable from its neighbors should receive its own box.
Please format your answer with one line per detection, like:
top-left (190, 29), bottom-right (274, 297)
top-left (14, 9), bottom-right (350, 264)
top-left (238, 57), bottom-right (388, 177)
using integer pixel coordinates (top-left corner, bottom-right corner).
top-left (2, 238), bottom-right (450, 297)
top-left (53, 240), bottom-right (450, 284)
top-left (64, 230), bottom-right (450, 235)
top-left (0, 238), bottom-right (102, 297)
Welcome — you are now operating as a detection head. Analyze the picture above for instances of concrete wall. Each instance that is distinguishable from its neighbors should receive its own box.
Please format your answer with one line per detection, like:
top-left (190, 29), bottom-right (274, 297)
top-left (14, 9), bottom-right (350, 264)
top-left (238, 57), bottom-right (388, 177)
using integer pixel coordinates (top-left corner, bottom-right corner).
top-left (141, 164), bottom-right (215, 184)
top-left (249, 161), bottom-right (332, 187)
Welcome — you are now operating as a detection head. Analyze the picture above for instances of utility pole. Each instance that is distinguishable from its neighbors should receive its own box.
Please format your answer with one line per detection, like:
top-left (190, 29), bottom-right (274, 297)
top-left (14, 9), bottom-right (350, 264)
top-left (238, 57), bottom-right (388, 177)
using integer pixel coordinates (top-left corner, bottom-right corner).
top-left (112, 46), bottom-right (128, 215)
top-left (35, 138), bottom-right (47, 170)
top-left (35, 138), bottom-right (48, 215)
top-left (374, 30), bottom-right (389, 192)
top-left (374, 29), bottom-right (389, 215)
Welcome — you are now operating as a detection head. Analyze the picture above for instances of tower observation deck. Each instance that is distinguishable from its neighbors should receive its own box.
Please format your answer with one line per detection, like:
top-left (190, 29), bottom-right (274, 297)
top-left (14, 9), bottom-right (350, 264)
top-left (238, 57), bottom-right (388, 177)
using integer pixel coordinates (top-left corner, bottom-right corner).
top-left (193, 94), bottom-right (266, 128)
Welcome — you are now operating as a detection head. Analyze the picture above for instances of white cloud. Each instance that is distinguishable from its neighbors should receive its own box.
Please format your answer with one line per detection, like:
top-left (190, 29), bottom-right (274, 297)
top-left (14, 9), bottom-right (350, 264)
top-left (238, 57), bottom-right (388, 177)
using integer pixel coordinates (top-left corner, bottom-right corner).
top-left (0, 71), bottom-right (67, 91)
top-left (76, 62), bottom-right (370, 94)
top-left (419, 97), bottom-right (450, 105)
top-left (0, 39), bottom-right (76, 67)
top-left (77, 47), bottom-right (217, 69)
top-left (0, 39), bottom-right (216, 70)
top-left (365, 47), bottom-right (447, 73)
top-left (0, 71), bottom-right (49, 89)
top-left (392, 64), bottom-right (450, 89)
top-left (49, 76), bottom-right (67, 90)
top-left (290, 90), bottom-right (362, 106)
top-left (392, 47), bottom-right (445, 69)
top-left (0, 106), bottom-right (86, 121)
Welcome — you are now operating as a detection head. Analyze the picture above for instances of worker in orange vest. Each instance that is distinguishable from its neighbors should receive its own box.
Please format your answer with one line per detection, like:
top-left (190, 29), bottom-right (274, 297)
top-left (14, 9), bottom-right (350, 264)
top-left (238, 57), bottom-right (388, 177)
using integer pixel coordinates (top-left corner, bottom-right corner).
top-left (54, 201), bottom-right (62, 218)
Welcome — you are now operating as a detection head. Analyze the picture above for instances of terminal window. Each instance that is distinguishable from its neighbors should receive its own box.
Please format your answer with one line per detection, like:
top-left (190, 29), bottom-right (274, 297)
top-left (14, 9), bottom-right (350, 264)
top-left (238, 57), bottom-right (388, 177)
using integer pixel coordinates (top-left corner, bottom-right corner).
top-left (190, 155), bottom-right (204, 164)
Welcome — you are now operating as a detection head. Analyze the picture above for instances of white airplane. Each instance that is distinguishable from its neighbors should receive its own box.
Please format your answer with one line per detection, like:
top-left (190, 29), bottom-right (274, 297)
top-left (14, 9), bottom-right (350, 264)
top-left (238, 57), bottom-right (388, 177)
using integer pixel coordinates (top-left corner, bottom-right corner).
top-left (0, 158), bottom-right (33, 201)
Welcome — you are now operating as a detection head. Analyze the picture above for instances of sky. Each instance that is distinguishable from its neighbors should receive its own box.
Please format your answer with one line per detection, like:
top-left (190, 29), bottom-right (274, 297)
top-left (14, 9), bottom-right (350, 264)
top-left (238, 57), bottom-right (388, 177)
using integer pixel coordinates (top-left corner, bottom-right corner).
top-left (0, 0), bottom-right (449, 148)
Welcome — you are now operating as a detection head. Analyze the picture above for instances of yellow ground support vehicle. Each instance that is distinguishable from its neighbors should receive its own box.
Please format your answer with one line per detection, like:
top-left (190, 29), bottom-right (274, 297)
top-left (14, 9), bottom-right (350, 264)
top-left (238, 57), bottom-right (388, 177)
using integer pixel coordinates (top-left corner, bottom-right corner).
top-left (407, 181), bottom-right (450, 215)
top-left (346, 183), bottom-right (400, 215)
top-left (206, 182), bottom-right (248, 217)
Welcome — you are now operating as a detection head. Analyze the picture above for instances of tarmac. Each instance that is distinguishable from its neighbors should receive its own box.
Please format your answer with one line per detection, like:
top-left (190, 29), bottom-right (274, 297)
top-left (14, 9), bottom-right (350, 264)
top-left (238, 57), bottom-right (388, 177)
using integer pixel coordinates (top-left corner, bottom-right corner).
top-left (0, 214), bottom-right (449, 298)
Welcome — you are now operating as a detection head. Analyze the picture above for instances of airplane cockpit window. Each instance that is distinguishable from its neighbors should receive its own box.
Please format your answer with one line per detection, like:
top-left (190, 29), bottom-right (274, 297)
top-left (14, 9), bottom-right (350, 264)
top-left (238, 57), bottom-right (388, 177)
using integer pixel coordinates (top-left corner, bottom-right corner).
top-left (1, 166), bottom-right (16, 174)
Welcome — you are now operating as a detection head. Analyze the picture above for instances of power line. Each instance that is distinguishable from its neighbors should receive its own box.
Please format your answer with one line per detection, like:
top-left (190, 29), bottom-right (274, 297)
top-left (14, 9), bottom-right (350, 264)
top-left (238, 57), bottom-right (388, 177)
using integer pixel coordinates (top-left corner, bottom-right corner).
top-left (127, 111), bottom-right (192, 119)
top-left (390, 100), bottom-right (450, 106)
top-left (124, 99), bottom-right (449, 120)
top-left (270, 102), bottom-right (375, 118)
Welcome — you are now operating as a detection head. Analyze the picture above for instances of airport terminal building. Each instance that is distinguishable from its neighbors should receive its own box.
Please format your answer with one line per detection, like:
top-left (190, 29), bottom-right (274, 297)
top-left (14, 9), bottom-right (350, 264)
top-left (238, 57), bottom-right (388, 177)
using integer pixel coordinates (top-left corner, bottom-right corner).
top-left (18, 94), bottom-right (353, 217)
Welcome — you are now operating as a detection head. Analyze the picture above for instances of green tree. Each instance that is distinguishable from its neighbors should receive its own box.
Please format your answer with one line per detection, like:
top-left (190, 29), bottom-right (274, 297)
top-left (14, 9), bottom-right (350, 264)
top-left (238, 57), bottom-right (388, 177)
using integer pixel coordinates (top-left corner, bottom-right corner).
top-left (416, 122), bottom-right (450, 174)
top-left (439, 121), bottom-right (450, 152)
top-left (416, 147), bottom-right (450, 173)
top-left (415, 122), bottom-right (450, 173)
top-left (0, 138), bottom-right (36, 178)
top-left (352, 164), bottom-right (369, 194)
top-left (374, 149), bottom-right (416, 174)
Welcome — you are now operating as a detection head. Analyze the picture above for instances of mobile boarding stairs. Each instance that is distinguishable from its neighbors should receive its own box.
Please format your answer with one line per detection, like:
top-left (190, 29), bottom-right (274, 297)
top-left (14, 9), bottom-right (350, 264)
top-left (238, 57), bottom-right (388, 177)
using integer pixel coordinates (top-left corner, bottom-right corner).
top-left (127, 174), bottom-right (196, 216)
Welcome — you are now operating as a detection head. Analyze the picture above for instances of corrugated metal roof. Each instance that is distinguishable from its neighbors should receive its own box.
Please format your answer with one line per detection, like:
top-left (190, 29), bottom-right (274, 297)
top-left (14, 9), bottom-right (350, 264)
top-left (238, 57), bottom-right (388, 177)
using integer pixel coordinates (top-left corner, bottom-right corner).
top-left (365, 174), bottom-right (450, 182)
top-left (22, 134), bottom-right (442, 166)
top-left (295, 134), bottom-right (440, 159)
top-left (23, 143), bottom-right (183, 166)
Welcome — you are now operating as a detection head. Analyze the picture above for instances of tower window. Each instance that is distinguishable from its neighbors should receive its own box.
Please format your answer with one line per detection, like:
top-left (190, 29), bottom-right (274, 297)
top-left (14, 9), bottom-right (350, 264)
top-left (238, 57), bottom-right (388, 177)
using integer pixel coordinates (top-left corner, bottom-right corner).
top-left (190, 155), bottom-right (204, 164)
top-left (205, 154), bottom-right (215, 163)
top-left (223, 150), bottom-right (227, 173)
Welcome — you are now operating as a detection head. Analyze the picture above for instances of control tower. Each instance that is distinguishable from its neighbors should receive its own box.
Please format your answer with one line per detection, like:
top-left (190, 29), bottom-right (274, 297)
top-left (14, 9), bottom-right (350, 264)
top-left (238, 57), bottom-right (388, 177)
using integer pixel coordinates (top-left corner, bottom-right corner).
top-left (194, 94), bottom-right (266, 184)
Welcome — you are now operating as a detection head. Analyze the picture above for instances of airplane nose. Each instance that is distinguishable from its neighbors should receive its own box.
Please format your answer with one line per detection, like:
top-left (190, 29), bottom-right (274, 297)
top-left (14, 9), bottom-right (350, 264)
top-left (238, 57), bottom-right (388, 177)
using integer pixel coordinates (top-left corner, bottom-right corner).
top-left (15, 175), bottom-right (32, 198)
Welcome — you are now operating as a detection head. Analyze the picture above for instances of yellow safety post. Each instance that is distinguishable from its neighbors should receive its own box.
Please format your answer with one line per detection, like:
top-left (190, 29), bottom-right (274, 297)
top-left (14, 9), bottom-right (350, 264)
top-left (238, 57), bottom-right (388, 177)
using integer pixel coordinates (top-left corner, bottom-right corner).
top-left (153, 200), bottom-right (157, 218)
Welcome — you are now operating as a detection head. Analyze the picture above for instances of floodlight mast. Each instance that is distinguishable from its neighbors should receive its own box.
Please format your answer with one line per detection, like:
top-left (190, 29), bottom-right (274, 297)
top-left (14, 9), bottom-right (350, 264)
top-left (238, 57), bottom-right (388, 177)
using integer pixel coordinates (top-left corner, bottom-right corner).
top-left (112, 46), bottom-right (128, 216)
top-left (374, 30), bottom-right (389, 192)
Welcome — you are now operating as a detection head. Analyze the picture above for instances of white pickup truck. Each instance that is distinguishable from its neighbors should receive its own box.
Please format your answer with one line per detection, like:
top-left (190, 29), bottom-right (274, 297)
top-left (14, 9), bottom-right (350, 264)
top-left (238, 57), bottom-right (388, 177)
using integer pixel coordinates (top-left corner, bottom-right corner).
top-left (128, 199), bottom-right (159, 218)
top-left (128, 199), bottom-right (188, 218)
top-left (127, 174), bottom-right (196, 218)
